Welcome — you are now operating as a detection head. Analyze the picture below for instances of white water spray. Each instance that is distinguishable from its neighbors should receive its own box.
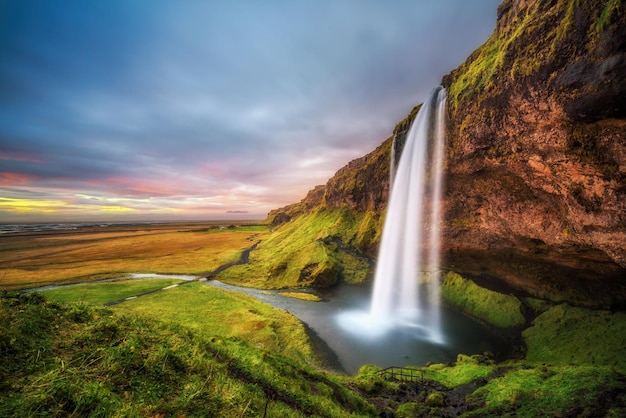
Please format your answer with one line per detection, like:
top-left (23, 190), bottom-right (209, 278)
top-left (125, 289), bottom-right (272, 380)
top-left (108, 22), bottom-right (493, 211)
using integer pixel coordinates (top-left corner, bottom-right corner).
top-left (369, 86), bottom-right (447, 343)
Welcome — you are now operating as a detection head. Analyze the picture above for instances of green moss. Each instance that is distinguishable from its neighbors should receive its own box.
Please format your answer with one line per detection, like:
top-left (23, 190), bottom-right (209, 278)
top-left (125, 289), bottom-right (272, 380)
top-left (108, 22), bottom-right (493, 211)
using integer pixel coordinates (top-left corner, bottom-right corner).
top-left (218, 207), bottom-right (374, 289)
top-left (425, 391), bottom-right (446, 407)
top-left (112, 282), bottom-right (315, 366)
top-left (353, 209), bottom-right (382, 252)
top-left (521, 296), bottom-right (553, 314)
top-left (595, 0), bottom-right (622, 32)
top-left (395, 402), bottom-right (425, 417)
top-left (278, 292), bottom-right (322, 302)
top-left (441, 272), bottom-right (526, 328)
top-left (353, 365), bottom-right (385, 394)
top-left (465, 365), bottom-right (625, 417)
top-left (423, 360), bottom-right (496, 388)
top-left (447, 0), bottom-right (614, 115)
top-left (551, 0), bottom-right (579, 55)
top-left (523, 304), bottom-right (626, 371)
top-left (41, 278), bottom-right (185, 305)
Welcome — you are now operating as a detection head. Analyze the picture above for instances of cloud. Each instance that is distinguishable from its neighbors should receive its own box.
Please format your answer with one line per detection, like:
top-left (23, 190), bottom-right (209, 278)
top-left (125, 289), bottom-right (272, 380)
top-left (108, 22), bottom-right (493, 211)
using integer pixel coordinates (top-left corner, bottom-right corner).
top-left (0, 0), bottom-right (500, 221)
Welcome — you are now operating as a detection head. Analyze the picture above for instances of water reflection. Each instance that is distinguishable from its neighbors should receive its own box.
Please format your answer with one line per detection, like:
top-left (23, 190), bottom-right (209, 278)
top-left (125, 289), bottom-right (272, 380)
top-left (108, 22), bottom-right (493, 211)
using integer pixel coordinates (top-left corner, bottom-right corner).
top-left (206, 280), bottom-right (510, 374)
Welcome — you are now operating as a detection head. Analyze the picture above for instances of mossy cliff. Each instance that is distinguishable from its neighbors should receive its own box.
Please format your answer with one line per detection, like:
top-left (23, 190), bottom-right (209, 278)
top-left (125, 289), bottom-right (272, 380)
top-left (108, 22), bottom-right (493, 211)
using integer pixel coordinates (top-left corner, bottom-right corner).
top-left (440, 0), bottom-right (626, 308)
top-left (263, 0), bottom-right (626, 309)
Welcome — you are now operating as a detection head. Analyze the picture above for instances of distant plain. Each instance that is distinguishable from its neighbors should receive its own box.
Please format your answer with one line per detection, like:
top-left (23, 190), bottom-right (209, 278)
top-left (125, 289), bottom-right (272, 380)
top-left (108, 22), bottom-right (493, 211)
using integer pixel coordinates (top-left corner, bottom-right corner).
top-left (0, 222), bottom-right (268, 290)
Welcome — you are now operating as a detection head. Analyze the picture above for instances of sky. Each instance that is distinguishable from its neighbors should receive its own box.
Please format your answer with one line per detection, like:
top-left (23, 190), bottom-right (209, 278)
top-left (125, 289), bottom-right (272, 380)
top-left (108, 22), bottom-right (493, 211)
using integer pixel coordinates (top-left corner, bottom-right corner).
top-left (0, 0), bottom-right (500, 223)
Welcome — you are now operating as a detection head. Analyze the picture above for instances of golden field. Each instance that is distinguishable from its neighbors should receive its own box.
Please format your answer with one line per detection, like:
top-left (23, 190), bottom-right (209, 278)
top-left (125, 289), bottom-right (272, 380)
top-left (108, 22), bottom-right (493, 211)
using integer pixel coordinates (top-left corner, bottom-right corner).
top-left (0, 223), bottom-right (268, 290)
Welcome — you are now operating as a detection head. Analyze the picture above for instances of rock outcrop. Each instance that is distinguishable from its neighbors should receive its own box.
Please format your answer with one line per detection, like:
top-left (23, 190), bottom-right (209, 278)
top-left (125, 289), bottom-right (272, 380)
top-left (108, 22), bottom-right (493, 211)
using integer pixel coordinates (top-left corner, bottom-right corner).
top-left (267, 0), bottom-right (626, 307)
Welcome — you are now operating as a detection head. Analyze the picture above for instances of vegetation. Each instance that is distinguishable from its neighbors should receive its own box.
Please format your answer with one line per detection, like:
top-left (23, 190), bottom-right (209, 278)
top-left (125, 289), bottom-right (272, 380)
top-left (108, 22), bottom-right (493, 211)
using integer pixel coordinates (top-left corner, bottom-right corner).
top-left (217, 207), bottom-right (375, 288)
top-left (465, 365), bottom-right (625, 417)
top-left (3, 268), bottom-right (626, 415)
top-left (0, 292), bottom-right (376, 417)
top-left (41, 278), bottom-right (185, 305)
top-left (112, 282), bottom-right (317, 366)
top-left (448, 0), bottom-right (615, 112)
top-left (595, 0), bottom-right (622, 32)
top-left (0, 225), bottom-right (268, 290)
top-left (440, 272), bottom-right (526, 328)
top-left (279, 291), bottom-right (322, 302)
top-left (523, 303), bottom-right (626, 371)
top-left (421, 354), bottom-right (496, 388)
top-left (355, 353), bottom-right (625, 416)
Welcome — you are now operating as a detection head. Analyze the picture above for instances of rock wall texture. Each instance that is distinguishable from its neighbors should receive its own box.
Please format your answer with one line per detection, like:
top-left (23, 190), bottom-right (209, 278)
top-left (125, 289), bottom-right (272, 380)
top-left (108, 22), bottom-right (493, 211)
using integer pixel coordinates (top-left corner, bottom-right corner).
top-left (267, 0), bottom-right (626, 308)
top-left (439, 0), bottom-right (626, 307)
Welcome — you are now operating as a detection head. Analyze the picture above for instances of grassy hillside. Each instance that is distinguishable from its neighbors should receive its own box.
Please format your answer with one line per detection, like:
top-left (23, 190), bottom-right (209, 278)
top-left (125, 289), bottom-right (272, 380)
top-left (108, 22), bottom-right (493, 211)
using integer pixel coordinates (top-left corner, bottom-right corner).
top-left (218, 207), bottom-right (381, 288)
top-left (0, 292), bottom-right (375, 417)
top-left (112, 282), bottom-right (317, 366)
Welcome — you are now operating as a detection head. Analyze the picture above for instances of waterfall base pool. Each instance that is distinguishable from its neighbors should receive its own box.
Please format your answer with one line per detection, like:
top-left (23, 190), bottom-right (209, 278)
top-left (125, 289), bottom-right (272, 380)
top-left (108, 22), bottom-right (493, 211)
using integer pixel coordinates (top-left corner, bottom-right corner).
top-left (206, 281), bottom-right (513, 374)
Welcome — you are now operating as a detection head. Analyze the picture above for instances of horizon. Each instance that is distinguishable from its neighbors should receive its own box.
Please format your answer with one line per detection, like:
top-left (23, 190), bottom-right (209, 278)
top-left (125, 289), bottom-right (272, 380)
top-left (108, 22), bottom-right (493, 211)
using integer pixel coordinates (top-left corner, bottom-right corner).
top-left (1, 0), bottom-right (500, 222)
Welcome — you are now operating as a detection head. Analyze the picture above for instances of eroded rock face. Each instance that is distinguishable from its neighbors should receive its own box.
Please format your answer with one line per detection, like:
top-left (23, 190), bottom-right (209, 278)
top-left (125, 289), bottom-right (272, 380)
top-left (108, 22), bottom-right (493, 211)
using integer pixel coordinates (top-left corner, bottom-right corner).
top-left (440, 0), bottom-right (626, 307)
top-left (267, 0), bottom-right (626, 307)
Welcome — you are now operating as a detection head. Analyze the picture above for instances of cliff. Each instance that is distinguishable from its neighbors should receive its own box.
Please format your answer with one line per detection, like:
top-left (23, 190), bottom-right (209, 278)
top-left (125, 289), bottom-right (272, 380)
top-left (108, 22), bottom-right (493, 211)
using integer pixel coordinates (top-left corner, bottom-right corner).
top-left (263, 0), bottom-right (626, 307)
top-left (439, 0), bottom-right (626, 307)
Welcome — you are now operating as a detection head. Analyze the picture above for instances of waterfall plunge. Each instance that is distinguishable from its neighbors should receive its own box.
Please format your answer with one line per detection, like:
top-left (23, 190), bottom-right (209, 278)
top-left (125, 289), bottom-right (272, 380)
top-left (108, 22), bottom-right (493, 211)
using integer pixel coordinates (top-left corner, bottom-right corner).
top-left (370, 86), bottom-right (447, 343)
top-left (338, 86), bottom-right (447, 342)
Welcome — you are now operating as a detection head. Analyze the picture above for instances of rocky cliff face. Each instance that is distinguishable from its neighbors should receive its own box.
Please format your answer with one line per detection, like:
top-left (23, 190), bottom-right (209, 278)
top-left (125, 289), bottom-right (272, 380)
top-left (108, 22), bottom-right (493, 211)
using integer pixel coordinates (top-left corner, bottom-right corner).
top-left (267, 0), bottom-right (626, 307)
top-left (439, 0), bottom-right (626, 307)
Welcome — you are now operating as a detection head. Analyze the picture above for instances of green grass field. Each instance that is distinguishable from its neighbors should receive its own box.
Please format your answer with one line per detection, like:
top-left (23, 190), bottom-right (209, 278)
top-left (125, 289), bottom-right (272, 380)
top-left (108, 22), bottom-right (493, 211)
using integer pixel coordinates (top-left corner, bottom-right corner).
top-left (112, 282), bottom-right (318, 366)
top-left (42, 278), bottom-right (185, 305)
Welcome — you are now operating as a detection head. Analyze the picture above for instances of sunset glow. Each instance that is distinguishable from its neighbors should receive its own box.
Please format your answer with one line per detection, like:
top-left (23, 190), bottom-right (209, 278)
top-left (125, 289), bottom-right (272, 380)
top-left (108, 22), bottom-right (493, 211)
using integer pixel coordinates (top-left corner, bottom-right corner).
top-left (0, 0), bottom-right (499, 222)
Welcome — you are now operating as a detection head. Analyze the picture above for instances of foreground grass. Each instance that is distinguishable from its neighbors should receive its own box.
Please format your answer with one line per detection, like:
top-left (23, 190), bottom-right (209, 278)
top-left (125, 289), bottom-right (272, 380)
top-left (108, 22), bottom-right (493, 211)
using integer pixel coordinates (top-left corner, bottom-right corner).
top-left (3, 287), bottom-right (626, 416)
top-left (0, 225), bottom-right (268, 290)
top-left (112, 282), bottom-right (318, 366)
top-left (41, 278), bottom-right (185, 305)
top-left (0, 292), bottom-right (375, 417)
top-left (464, 365), bottom-right (625, 417)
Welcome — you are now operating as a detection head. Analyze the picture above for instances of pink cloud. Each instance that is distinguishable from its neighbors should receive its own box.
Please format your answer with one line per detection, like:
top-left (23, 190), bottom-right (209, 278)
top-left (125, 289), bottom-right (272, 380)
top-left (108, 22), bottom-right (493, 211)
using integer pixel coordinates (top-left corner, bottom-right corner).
top-left (0, 172), bottom-right (36, 186)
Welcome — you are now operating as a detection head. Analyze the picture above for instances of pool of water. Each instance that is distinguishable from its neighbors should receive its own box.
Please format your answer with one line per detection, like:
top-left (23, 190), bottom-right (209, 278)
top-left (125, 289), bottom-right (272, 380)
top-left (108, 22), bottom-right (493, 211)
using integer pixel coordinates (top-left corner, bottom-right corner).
top-left (206, 280), bottom-right (512, 374)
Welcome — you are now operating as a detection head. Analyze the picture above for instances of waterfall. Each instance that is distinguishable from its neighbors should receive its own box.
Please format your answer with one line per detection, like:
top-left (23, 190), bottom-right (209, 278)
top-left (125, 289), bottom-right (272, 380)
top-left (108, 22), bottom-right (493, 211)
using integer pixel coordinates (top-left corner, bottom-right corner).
top-left (369, 86), bottom-right (447, 343)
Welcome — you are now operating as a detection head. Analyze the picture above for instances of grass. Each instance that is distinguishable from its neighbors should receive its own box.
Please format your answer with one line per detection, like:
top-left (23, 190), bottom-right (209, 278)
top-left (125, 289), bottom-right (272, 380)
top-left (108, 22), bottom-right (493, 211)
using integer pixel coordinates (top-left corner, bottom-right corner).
top-left (40, 278), bottom-right (185, 305)
top-left (0, 292), bottom-right (377, 417)
top-left (0, 225), bottom-right (268, 290)
top-left (421, 354), bottom-right (497, 388)
top-left (2, 220), bottom-right (625, 415)
top-left (218, 207), bottom-right (373, 288)
top-left (3, 280), bottom-right (626, 416)
top-left (440, 272), bottom-right (526, 328)
top-left (523, 303), bottom-right (626, 372)
top-left (595, 0), bottom-right (622, 32)
top-left (465, 365), bottom-right (626, 417)
top-left (111, 282), bottom-right (318, 366)
top-left (279, 291), bottom-right (322, 302)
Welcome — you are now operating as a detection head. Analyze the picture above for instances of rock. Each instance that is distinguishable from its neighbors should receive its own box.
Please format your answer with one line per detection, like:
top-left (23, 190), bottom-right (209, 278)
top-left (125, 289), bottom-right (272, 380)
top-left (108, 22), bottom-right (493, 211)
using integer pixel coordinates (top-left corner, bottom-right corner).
top-left (265, 0), bottom-right (626, 307)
